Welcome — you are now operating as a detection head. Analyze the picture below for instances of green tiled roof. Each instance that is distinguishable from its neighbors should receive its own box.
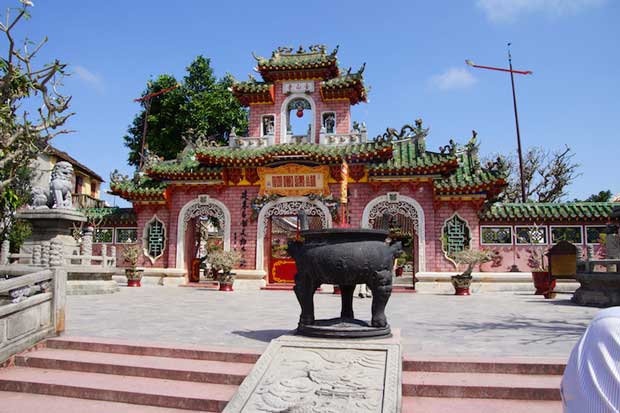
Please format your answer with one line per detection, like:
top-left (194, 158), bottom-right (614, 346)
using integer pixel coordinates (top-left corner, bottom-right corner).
top-left (146, 158), bottom-right (223, 180)
top-left (321, 72), bottom-right (363, 90)
top-left (368, 140), bottom-right (457, 176)
top-left (195, 142), bottom-right (393, 167)
top-left (109, 177), bottom-right (168, 202)
top-left (479, 202), bottom-right (618, 222)
top-left (255, 46), bottom-right (338, 70)
top-left (434, 168), bottom-right (506, 195)
top-left (231, 80), bottom-right (272, 93)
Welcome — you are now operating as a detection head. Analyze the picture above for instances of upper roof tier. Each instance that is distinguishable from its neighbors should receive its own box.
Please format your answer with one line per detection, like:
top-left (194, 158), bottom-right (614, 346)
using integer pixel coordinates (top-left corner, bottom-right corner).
top-left (253, 45), bottom-right (340, 81)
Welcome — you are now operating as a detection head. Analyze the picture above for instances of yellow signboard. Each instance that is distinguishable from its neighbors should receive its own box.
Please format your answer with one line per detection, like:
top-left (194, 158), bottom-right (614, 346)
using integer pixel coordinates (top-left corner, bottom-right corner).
top-left (258, 164), bottom-right (330, 196)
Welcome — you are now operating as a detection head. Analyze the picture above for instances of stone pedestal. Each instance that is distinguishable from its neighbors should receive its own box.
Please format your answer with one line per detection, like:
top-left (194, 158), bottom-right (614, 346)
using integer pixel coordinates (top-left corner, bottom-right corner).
top-left (224, 332), bottom-right (402, 413)
top-left (16, 208), bottom-right (87, 263)
top-left (572, 273), bottom-right (620, 307)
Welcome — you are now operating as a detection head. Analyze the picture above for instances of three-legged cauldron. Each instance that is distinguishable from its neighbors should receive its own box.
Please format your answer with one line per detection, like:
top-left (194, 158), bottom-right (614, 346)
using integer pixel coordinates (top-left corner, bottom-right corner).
top-left (288, 227), bottom-right (402, 338)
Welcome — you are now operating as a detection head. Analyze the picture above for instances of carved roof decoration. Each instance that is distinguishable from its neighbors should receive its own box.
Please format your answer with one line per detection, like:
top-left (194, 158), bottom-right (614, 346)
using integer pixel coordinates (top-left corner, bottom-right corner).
top-left (479, 202), bottom-right (619, 223)
top-left (109, 171), bottom-right (167, 203)
top-left (253, 45), bottom-right (340, 81)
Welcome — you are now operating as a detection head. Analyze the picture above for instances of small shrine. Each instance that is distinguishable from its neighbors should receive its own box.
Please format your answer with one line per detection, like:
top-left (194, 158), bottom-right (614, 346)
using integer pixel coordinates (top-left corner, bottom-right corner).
top-left (106, 45), bottom-right (618, 287)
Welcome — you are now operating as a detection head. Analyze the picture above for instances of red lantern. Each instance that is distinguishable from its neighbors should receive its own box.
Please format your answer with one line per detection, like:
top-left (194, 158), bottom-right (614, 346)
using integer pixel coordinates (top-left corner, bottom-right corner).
top-left (296, 108), bottom-right (304, 118)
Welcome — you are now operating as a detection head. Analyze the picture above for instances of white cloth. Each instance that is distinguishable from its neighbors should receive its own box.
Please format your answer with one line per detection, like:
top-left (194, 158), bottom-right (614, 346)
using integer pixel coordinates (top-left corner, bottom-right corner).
top-left (561, 307), bottom-right (620, 413)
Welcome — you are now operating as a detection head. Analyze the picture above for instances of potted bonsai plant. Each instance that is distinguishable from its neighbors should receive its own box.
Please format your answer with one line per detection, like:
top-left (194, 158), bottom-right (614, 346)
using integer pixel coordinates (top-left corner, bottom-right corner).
top-left (529, 245), bottom-right (554, 298)
top-left (209, 249), bottom-right (241, 291)
top-left (121, 244), bottom-right (143, 287)
top-left (395, 256), bottom-right (406, 277)
top-left (451, 249), bottom-right (494, 295)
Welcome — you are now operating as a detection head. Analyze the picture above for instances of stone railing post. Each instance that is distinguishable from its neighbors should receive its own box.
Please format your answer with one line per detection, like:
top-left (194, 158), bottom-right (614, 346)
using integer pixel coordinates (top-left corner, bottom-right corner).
top-left (33, 244), bottom-right (42, 266)
top-left (81, 226), bottom-right (93, 265)
top-left (50, 240), bottom-right (64, 268)
top-left (100, 244), bottom-right (107, 267)
top-left (0, 239), bottom-right (9, 266)
top-left (110, 246), bottom-right (116, 267)
top-left (51, 266), bottom-right (67, 334)
top-left (41, 241), bottom-right (51, 268)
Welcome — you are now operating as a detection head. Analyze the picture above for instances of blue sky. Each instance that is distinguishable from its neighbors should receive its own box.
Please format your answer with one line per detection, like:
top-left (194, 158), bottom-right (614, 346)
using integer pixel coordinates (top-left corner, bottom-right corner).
top-left (8, 0), bottom-right (619, 205)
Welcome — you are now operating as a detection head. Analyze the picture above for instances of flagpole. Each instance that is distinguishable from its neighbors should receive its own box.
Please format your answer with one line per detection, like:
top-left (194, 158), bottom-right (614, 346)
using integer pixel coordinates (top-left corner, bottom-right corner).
top-left (508, 44), bottom-right (527, 203)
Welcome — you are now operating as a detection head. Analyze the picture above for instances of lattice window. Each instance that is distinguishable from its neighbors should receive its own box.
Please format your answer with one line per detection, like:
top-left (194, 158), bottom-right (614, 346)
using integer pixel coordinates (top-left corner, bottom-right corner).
top-left (116, 228), bottom-right (138, 244)
top-left (261, 115), bottom-right (275, 136)
top-left (480, 226), bottom-right (512, 245)
top-left (93, 228), bottom-right (113, 243)
top-left (515, 226), bottom-right (547, 245)
top-left (322, 112), bottom-right (336, 134)
top-left (550, 226), bottom-right (583, 244)
top-left (442, 214), bottom-right (471, 261)
top-left (586, 226), bottom-right (606, 245)
top-left (144, 216), bottom-right (166, 262)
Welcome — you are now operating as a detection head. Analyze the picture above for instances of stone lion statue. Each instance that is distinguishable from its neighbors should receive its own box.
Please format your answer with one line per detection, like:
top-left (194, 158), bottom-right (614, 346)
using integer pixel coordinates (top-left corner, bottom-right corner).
top-left (31, 161), bottom-right (74, 209)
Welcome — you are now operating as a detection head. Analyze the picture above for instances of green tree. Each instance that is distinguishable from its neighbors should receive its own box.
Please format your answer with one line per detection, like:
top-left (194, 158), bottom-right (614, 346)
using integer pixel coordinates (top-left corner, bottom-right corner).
top-left (576, 190), bottom-right (612, 202)
top-left (123, 56), bottom-right (248, 167)
top-left (0, 1), bottom-right (73, 241)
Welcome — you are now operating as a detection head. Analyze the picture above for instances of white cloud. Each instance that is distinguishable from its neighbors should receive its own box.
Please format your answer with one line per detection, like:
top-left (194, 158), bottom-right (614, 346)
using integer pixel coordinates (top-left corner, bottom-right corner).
top-left (477, 0), bottom-right (606, 23)
top-left (73, 65), bottom-right (105, 93)
top-left (429, 68), bottom-right (477, 91)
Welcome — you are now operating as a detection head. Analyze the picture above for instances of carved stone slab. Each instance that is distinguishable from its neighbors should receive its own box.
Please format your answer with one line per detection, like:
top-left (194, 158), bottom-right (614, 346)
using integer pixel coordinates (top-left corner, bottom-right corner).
top-left (224, 332), bottom-right (402, 413)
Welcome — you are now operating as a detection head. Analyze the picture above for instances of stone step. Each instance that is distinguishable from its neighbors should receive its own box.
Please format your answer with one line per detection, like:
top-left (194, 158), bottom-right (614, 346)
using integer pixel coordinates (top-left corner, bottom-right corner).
top-left (402, 370), bottom-right (562, 400)
top-left (45, 336), bottom-right (261, 364)
top-left (0, 366), bottom-right (235, 411)
top-left (15, 348), bottom-right (252, 385)
top-left (403, 356), bottom-right (565, 375)
top-left (0, 391), bottom-right (207, 413)
top-left (401, 396), bottom-right (562, 412)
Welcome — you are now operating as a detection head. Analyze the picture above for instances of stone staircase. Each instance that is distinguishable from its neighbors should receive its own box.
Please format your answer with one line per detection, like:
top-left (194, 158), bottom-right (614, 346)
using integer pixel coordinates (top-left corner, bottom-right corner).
top-left (0, 337), bottom-right (260, 412)
top-left (0, 337), bottom-right (565, 412)
top-left (401, 356), bottom-right (564, 412)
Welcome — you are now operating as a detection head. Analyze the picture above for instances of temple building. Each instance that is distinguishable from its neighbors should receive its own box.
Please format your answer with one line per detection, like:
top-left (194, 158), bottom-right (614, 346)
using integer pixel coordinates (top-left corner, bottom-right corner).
top-left (105, 45), bottom-right (618, 287)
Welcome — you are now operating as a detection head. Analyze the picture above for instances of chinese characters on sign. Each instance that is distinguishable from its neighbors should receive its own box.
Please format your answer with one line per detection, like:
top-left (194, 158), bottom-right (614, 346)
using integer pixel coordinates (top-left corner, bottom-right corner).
top-left (282, 81), bottom-right (314, 94)
top-left (239, 190), bottom-right (249, 266)
top-left (258, 165), bottom-right (330, 197)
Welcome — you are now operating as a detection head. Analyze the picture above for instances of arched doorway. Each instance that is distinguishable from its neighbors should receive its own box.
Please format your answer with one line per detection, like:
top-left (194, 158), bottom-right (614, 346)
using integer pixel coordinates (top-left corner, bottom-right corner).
top-left (175, 197), bottom-right (231, 281)
top-left (255, 196), bottom-right (331, 283)
top-left (361, 194), bottom-right (426, 273)
top-left (280, 94), bottom-right (316, 144)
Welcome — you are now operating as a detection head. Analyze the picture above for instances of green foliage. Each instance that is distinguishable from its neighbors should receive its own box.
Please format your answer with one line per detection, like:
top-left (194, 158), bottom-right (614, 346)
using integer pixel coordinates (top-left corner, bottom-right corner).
top-left (7, 220), bottom-right (31, 253)
top-left (121, 244), bottom-right (141, 270)
top-left (577, 190), bottom-right (612, 203)
top-left (123, 56), bottom-right (248, 167)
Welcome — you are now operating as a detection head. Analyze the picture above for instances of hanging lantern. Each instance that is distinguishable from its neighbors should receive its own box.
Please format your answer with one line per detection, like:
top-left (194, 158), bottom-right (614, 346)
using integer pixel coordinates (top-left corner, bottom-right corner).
top-left (296, 101), bottom-right (304, 118)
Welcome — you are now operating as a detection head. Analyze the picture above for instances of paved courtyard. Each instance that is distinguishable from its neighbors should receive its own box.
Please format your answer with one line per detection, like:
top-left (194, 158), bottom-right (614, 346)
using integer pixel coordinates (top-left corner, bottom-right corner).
top-left (65, 288), bottom-right (600, 359)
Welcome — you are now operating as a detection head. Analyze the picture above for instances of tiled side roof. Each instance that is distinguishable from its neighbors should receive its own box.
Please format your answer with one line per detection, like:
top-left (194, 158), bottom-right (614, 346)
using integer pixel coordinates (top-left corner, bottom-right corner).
top-left (479, 202), bottom-right (618, 222)
top-left (434, 168), bottom-right (506, 196)
top-left (367, 140), bottom-right (458, 176)
top-left (79, 207), bottom-right (137, 226)
top-left (195, 142), bottom-right (393, 167)
top-left (109, 178), bottom-right (167, 203)
top-left (231, 80), bottom-right (275, 106)
top-left (320, 70), bottom-right (367, 105)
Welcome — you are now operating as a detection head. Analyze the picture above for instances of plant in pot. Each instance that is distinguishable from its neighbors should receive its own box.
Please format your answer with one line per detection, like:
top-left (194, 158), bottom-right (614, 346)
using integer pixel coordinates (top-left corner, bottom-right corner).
top-left (209, 249), bottom-right (242, 291)
top-left (395, 256), bottom-right (406, 277)
top-left (528, 245), bottom-right (554, 298)
top-left (121, 244), bottom-right (143, 287)
top-left (451, 249), bottom-right (494, 295)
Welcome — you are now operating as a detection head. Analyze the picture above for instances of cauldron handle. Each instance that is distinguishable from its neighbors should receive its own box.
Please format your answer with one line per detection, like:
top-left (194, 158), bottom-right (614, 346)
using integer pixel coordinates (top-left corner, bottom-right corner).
top-left (298, 210), bottom-right (309, 231)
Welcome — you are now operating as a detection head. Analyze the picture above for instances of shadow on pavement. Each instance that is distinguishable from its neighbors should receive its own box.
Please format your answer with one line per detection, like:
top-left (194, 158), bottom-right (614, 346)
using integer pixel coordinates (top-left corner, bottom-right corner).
top-left (232, 329), bottom-right (293, 343)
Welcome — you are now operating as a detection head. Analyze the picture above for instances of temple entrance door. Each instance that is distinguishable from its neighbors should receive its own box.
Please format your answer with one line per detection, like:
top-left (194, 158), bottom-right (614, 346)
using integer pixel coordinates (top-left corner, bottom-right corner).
top-left (186, 217), bottom-right (223, 283)
top-left (371, 214), bottom-right (416, 277)
top-left (267, 215), bottom-right (322, 284)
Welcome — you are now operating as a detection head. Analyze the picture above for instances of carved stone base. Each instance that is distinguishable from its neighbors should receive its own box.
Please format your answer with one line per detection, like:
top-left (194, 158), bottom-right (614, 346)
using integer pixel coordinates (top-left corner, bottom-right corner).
top-left (297, 317), bottom-right (391, 339)
top-left (572, 273), bottom-right (620, 307)
top-left (224, 332), bottom-right (402, 413)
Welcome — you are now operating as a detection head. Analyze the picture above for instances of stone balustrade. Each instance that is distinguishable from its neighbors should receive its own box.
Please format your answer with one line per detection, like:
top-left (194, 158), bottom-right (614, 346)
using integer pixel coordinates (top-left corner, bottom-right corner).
top-left (230, 136), bottom-right (272, 148)
top-left (320, 131), bottom-right (366, 146)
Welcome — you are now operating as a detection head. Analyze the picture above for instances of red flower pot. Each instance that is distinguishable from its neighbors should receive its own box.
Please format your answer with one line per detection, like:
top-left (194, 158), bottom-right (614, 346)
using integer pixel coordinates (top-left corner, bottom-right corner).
top-left (395, 267), bottom-right (404, 277)
top-left (454, 287), bottom-right (470, 296)
top-left (333, 286), bottom-right (341, 295)
top-left (127, 279), bottom-right (141, 287)
top-left (219, 282), bottom-right (233, 291)
top-left (532, 271), bottom-right (555, 295)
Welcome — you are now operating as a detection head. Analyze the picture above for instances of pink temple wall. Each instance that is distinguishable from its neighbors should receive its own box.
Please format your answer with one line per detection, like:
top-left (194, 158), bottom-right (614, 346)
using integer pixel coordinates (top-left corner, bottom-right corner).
top-left (247, 80), bottom-right (351, 143)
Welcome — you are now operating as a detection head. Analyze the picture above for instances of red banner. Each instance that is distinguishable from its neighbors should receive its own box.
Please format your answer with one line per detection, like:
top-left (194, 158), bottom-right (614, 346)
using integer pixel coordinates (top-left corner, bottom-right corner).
top-left (269, 258), bottom-right (297, 284)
